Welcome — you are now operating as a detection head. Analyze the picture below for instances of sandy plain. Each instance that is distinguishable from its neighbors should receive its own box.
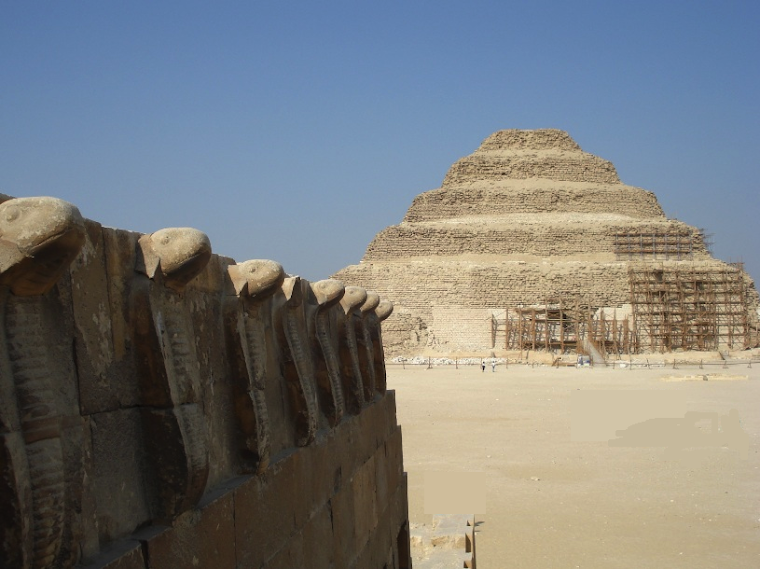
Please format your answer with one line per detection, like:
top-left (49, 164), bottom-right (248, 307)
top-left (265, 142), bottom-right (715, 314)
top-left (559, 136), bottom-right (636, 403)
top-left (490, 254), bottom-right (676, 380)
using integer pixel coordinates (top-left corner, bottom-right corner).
top-left (389, 362), bottom-right (760, 568)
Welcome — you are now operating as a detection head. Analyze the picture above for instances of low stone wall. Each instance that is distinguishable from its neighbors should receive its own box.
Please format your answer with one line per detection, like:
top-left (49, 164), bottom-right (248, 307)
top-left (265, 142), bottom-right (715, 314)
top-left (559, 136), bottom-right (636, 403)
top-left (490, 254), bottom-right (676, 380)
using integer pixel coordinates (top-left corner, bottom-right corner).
top-left (411, 514), bottom-right (476, 569)
top-left (0, 195), bottom-right (410, 569)
top-left (83, 396), bottom-right (408, 569)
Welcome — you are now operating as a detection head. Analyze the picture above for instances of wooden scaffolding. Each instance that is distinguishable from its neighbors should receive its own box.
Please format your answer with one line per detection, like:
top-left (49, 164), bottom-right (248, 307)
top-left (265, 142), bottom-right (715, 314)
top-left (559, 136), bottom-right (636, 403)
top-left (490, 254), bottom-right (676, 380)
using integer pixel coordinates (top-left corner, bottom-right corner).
top-left (628, 263), bottom-right (749, 352)
top-left (491, 298), bottom-right (634, 358)
top-left (613, 230), bottom-right (703, 261)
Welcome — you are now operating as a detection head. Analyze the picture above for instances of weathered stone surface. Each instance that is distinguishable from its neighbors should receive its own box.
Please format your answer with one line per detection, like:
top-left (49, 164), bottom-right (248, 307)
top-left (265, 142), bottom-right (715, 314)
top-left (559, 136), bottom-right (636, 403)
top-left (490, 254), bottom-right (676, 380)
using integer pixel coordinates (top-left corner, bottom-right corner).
top-left (0, 194), bottom-right (407, 568)
top-left (272, 275), bottom-right (319, 446)
top-left (69, 221), bottom-right (117, 413)
top-left (0, 197), bottom-right (86, 569)
top-left (365, 298), bottom-right (391, 396)
top-left (136, 228), bottom-right (211, 292)
top-left (89, 409), bottom-right (151, 544)
top-left (266, 536), bottom-right (305, 569)
top-left (301, 504), bottom-right (335, 569)
top-left (0, 197), bottom-right (86, 296)
top-left (132, 227), bottom-right (211, 522)
top-left (306, 279), bottom-right (346, 427)
top-left (335, 129), bottom-right (760, 355)
top-left (78, 539), bottom-right (146, 569)
top-left (330, 475), bottom-right (357, 568)
top-left (227, 258), bottom-right (284, 298)
top-left (223, 259), bottom-right (284, 473)
top-left (335, 286), bottom-right (368, 413)
top-left (0, 432), bottom-right (32, 568)
top-left (139, 490), bottom-right (236, 569)
top-left (411, 514), bottom-right (476, 569)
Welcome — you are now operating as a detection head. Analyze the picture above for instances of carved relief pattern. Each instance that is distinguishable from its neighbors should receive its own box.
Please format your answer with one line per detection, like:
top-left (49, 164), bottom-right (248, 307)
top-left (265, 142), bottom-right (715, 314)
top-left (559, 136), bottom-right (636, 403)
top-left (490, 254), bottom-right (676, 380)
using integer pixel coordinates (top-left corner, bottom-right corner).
top-left (282, 298), bottom-right (318, 445)
top-left (242, 308), bottom-right (271, 459)
top-left (4, 298), bottom-right (66, 569)
top-left (335, 287), bottom-right (368, 414)
top-left (358, 315), bottom-right (376, 401)
top-left (224, 299), bottom-right (271, 473)
top-left (0, 199), bottom-right (398, 567)
top-left (315, 308), bottom-right (345, 424)
top-left (0, 197), bottom-right (85, 569)
top-left (133, 229), bottom-right (211, 521)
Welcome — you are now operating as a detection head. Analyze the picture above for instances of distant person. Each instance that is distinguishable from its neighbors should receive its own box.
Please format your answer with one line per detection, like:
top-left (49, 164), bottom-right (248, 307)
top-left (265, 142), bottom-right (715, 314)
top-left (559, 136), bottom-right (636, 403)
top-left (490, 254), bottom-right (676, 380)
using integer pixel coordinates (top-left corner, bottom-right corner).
top-left (491, 361), bottom-right (496, 372)
top-left (481, 361), bottom-right (485, 372)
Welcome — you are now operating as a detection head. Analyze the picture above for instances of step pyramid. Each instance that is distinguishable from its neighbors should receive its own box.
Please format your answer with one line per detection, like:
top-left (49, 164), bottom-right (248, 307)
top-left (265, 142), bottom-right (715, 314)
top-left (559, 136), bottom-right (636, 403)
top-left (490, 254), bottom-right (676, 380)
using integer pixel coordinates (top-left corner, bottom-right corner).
top-left (334, 130), bottom-right (759, 356)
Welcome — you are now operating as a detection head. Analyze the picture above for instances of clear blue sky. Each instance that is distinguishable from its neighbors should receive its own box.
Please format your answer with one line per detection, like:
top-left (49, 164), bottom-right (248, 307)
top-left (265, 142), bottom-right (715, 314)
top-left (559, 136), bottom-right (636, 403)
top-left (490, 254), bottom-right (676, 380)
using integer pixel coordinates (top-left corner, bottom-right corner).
top-left (2, 1), bottom-right (758, 283)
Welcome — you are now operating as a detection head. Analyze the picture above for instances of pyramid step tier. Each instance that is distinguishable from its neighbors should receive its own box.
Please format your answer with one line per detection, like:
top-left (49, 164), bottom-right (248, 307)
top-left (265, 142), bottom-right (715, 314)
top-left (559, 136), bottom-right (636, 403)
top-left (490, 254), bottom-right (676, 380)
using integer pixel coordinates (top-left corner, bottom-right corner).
top-left (363, 219), bottom-right (709, 262)
top-left (404, 182), bottom-right (664, 222)
top-left (443, 151), bottom-right (620, 186)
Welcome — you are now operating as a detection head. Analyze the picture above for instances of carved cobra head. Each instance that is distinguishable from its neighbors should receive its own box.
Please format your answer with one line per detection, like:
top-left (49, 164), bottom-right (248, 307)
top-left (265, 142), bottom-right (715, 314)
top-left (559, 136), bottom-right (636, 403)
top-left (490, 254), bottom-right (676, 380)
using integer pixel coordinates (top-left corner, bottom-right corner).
top-left (137, 227), bottom-right (211, 291)
top-left (310, 279), bottom-right (345, 307)
top-left (339, 286), bottom-right (368, 316)
top-left (229, 259), bottom-right (285, 300)
top-left (0, 196), bottom-right (86, 295)
top-left (280, 275), bottom-right (302, 307)
top-left (375, 300), bottom-right (394, 321)
top-left (359, 291), bottom-right (380, 315)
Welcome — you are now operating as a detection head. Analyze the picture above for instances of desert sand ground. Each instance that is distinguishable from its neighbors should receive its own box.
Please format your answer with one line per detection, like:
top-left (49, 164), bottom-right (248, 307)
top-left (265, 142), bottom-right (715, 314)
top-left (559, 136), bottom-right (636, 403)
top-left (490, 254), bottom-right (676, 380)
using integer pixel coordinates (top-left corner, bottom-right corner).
top-left (389, 362), bottom-right (760, 568)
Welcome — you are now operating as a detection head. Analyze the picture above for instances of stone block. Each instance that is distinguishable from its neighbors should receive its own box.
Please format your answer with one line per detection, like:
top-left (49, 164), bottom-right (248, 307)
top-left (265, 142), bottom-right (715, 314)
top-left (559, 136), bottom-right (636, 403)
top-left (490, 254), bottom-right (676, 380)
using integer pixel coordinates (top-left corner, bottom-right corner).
top-left (373, 438), bottom-right (389, 518)
top-left (265, 533), bottom-right (305, 569)
top-left (89, 409), bottom-right (151, 543)
top-left (384, 390), bottom-right (398, 429)
top-left (71, 221), bottom-right (125, 415)
top-left (74, 228), bottom-right (140, 415)
top-left (101, 228), bottom-right (139, 363)
top-left (139, 405), bottom-right (209, 522)
top-left (300, 433), bottom-right (342, 518)
top-left (353, 490), bottom-right (393, 569)
top-left (78, 539), bottom-right (146, 569)
top-left (330, 482), bottom-right (357, 569)
top-left (234, 451), bottom-right (308, 567)
top-left (58, 420), bottom-right (91, 566)
top-left (301, 504), bottom-right (335, 569)
top-left (413, 548), bottom-right (473, 569)
top-left (351, 453), bottom-right (378, 552)
top-left (352, 398), bottom-right (383, 467)
top-left (411, 514), bottom-right (476, 569)
top-left (385, 426), bottom-right (404, 498)
top-left (139, 488), bottom-right (236, 569)
top-left (329, 414), bottom-right (364, 490)
top-left (391, 473), bottom-right (410, 535)
top-left (186, 287), bottom-right (237, 491)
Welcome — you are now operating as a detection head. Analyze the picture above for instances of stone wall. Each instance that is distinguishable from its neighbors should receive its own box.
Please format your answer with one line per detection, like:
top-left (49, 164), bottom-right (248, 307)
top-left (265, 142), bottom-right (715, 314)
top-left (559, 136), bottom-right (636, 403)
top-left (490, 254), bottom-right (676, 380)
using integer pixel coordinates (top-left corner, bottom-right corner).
top-left (334, 261), bottom-right (637, 354)
top-left (0, 195), bottom-right (410, 569)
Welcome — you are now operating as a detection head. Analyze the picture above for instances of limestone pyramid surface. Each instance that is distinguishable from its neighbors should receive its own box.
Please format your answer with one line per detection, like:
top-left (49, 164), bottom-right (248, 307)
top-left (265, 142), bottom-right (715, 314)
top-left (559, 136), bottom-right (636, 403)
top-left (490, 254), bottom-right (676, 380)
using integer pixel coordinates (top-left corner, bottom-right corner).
top-left (334, 129), bottom-right (759, 356)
